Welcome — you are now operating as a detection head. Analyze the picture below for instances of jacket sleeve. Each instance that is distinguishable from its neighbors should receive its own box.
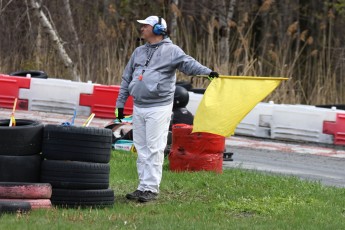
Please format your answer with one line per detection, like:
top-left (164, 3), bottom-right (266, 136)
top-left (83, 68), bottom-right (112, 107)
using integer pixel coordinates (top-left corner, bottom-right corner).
top-left (172, 46), bottom-right (212, 76)
top-left (116, 50), bottom-right (136, 108)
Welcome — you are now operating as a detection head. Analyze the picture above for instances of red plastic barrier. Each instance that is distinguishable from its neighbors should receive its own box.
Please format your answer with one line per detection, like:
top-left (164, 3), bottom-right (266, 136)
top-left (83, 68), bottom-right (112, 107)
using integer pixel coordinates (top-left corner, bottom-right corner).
top-left (323, 113), bottom-right (345, 145)
top-left (0, 74), bottom-right (30, 110)
top-left (80, 85), bottom-right (133, 119)
top-left (169, 124), bottom-right (225, 173)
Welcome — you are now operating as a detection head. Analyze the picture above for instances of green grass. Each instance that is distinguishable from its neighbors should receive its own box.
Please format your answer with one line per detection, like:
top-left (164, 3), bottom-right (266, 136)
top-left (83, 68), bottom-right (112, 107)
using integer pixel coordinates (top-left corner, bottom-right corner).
top-left (1, 151), bottom-right (345, 230)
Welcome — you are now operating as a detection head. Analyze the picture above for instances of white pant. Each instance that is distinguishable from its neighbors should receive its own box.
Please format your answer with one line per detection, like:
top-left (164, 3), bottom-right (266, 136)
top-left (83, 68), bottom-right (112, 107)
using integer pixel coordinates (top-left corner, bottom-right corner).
top-left (132, 103), bottom-right (173, 193)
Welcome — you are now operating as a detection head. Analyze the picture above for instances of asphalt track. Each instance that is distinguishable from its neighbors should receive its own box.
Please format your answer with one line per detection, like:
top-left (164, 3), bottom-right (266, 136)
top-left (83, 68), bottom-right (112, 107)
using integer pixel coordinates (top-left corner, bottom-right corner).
top-left (224, 137), bottom-right (345, 188)
top-left (1, 108), bottom-right (345, 188)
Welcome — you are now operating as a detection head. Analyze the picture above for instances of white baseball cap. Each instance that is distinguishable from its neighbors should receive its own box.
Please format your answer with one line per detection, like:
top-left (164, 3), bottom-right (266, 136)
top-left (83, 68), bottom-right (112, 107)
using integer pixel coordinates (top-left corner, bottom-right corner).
top-left (137, 16), bottom-right (167, 29)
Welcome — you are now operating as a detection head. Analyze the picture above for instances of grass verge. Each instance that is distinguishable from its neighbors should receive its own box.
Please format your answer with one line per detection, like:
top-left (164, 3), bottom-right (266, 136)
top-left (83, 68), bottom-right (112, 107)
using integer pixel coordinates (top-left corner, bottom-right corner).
top-left (1, 150), bottom-right (344, 229)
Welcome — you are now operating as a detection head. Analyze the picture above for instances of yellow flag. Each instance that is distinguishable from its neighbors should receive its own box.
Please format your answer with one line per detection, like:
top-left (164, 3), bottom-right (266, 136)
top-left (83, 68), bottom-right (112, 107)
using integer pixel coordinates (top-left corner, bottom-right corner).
top-left (192, 76), bottom-right (288, 137)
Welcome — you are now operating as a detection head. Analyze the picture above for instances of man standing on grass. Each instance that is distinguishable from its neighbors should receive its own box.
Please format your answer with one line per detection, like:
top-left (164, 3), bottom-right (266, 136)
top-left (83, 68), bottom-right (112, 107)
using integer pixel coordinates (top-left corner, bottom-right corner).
top-left (115, 15), bottom-right (218, 202)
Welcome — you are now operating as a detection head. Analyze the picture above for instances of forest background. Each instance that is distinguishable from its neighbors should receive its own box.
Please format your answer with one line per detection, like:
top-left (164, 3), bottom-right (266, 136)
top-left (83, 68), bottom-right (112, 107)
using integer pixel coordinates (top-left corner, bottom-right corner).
top-left (1, 0), bottom-right (345, 105)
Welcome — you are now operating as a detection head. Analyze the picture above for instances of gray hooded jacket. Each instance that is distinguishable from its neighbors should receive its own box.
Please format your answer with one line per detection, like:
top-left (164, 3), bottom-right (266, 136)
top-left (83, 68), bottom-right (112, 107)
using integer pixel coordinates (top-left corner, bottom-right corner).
top-left (116, 38), bottom-right (212, 108)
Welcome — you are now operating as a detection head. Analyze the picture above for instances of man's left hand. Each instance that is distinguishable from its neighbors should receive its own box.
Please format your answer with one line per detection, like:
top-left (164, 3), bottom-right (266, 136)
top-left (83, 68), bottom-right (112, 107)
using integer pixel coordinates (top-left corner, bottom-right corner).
top-left (208, 71), bottom-right (219, 80)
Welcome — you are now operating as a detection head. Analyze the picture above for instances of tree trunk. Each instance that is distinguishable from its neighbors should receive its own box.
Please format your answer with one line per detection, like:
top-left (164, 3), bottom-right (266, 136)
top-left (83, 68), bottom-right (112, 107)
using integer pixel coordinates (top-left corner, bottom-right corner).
top-left (219, 0), bottom-right (237, 73)
top-left (62, 0), bottom-right (82, 80)
top-left (170, 0), bottom-right (179, 42)
top-left (103, 0), bottom-right (110, 20)
top-left (29, 0), bottom-right (80, 81)
top-left (35, 23), bottom-right (42, 68)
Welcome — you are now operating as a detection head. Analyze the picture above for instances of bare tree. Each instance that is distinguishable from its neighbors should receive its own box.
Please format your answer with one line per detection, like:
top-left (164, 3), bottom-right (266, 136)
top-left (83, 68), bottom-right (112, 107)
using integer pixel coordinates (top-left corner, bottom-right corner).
top-left (62, 0), bottom-right (82, 76)
top-left (0, 0), bottom-right (14, 16)
top-left (169, 0), bottom-right (179, 42)
top-left (219, 0), bottom-right (237, 73)
top-left (29, 0), bottom-right (80, 81)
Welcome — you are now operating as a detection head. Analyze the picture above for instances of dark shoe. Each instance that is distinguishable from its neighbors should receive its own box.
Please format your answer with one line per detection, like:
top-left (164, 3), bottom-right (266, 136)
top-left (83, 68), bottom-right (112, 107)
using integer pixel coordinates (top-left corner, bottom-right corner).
top-left (126, 190), bottom-right (143, 200)
top-left (138, 191), bottom-right (158, 203)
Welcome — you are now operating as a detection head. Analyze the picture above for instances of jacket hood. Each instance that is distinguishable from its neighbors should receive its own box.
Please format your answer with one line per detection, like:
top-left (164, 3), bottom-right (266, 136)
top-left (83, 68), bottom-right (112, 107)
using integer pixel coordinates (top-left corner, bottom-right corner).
top-left (145, 37), bottom-right (172, 48)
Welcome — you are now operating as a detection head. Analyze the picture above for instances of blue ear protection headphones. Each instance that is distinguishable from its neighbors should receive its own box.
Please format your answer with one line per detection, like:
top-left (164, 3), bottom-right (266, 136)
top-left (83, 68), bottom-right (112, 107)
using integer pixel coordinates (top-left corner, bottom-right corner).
top-left (153, 16), bottom-right (167, 36)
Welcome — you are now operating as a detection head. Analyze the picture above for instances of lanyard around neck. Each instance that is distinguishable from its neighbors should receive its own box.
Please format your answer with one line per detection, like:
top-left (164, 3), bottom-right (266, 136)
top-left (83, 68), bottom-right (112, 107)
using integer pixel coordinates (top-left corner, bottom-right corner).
top-left (144, 45), bottom-right (159, 67)
top-left (139, 46), bottom-right (159, 80)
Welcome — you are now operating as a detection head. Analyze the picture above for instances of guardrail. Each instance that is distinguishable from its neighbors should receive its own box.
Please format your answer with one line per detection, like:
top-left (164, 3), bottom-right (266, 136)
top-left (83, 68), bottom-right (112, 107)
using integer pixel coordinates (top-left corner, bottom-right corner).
top-left (0, 75), bottom-right (133, 118)
top-left (187, 92), bottom-right (345, 146)
top-left (1, 74), bottom-right (344, 146)
top-left (0, 74), bottom-right (30, 110)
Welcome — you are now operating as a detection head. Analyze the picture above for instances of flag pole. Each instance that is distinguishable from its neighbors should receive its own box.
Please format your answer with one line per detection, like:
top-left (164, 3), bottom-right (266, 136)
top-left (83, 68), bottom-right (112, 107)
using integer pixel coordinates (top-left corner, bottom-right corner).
top-left (197, 75), bottom-right (289, 81)
top-left (9, 98), bottom-right (17, 127)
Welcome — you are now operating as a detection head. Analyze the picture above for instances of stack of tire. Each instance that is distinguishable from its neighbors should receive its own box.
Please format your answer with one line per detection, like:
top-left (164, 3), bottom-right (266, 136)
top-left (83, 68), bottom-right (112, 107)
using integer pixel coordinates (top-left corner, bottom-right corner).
top-left (0, 183), bottom-right (52, 213)
top-left (40, 125), bottom-right (114, 208)
top-left (0, 119), bottom-right (52, 213)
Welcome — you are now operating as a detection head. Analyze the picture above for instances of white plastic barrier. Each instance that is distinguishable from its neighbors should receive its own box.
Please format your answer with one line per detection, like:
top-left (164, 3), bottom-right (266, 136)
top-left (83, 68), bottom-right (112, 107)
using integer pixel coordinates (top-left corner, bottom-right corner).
top-left (234, 102), bottom-right (275, 138)
top-left (270, 105), bottom-right (343, 144)
top-left (19, 78), bottom-right (93, 116)
top-left (185, 91), bottom-right (345, 145)
top-left (186, 92), bottom-right (274, 138)
top-left (186, 92), bottom-right (273, 138)
top-left (186, 92), bottom-right (204, 115)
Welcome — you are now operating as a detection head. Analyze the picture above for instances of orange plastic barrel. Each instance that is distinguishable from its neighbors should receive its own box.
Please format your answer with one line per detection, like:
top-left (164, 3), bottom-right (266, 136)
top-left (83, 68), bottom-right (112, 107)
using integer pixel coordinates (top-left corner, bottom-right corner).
top-left (168, 124), bottom-right (225, 173)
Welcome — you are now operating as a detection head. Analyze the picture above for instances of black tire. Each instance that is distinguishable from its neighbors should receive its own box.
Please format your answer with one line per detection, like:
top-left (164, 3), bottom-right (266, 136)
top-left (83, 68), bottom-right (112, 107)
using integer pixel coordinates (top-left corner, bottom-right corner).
top-left (167, 131), bottom-right (172, 145)
top-left (42, 125), bottom-right (112, 163)
top-left (0, 119), bottom-right (43, 156)
top-left (223, 152), bottom-right (234, 161)
top-left (51, 189), bottom-right (114, 208)
top-left (0, 155), bottom-right (41, 182)
top-left (9, 70), bottom-right (48, 79)
top-left (164, 145), bottom-right (171, 157)
top-left (0, 201), bottom-right (31, 214)
top-left (40, 160), bottom-right (110, 189)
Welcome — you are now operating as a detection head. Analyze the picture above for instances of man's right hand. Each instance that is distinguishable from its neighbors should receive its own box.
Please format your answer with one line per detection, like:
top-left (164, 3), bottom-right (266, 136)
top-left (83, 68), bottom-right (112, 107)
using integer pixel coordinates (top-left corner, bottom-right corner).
top-left (115, 108), bottom-right (124, 120)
